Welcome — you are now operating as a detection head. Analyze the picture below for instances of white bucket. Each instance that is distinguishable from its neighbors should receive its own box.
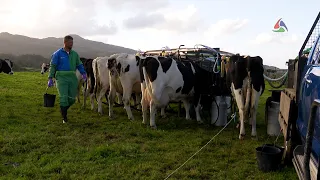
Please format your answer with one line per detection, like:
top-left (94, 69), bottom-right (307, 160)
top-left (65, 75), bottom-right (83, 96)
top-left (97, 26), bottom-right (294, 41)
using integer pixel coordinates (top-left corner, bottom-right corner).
top-left (226, 96), bottom-right (231, 115)
top-left (267, 101), bottom-right (281, 136)
top-left (211, 96), bottom-right (228, 126)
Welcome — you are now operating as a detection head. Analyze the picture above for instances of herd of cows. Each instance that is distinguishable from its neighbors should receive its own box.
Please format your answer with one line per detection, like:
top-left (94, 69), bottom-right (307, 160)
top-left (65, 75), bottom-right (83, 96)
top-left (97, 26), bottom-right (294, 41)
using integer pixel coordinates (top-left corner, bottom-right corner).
top-left (1, 53), bottom-right (265, 140)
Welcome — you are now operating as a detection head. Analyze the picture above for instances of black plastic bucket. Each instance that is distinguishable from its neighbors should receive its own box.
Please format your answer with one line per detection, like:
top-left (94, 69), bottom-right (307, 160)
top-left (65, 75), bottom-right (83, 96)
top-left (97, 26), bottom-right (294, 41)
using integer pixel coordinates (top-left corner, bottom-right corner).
top-left (44, 93), bottom-right (56, 107)
top-left (256, 144), bottom-right (283, 172)
top-left (265, 144), bottom-right (285, 155)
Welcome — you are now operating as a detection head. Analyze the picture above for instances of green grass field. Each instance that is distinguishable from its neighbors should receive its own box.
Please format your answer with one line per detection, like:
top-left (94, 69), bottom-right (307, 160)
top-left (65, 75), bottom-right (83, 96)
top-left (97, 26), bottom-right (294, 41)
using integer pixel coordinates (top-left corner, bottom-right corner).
top-left (0, 72), bottom-right (298, 180)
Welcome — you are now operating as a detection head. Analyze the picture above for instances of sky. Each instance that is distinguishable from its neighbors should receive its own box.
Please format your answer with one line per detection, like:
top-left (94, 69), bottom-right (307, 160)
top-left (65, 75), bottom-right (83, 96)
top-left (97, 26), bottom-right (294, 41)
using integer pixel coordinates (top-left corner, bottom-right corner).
top-left (0, 0), bottom-right (319, 68)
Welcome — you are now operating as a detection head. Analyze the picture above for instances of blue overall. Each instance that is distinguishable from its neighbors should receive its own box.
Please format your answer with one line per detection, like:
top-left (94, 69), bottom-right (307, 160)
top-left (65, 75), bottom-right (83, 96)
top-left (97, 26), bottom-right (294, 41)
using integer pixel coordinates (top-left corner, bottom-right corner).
top-left (48, 48), bottom-right (85, 107)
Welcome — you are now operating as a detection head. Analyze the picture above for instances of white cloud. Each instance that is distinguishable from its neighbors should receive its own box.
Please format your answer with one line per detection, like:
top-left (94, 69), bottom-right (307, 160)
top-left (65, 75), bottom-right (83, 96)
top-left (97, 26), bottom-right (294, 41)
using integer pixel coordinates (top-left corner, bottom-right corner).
top-left (204, 18), bottom-right (249, 39)
top-left (250, 32), bottom-right (305, 45)
top-left (123, 13), bottom-right (166, 29)
top-left (105, 0), bottom-right (169, 11)
top-left (250, 33), bottom-right (274, 44)
top-left (123, 4), bottom-right (203, 33)
top-left (0, 0), bottom-right (118, 37)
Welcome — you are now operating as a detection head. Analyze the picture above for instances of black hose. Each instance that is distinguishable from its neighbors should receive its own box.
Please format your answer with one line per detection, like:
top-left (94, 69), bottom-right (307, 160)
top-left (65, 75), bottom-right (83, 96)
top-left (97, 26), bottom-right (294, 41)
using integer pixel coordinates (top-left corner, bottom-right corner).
top-left (211, 97), bottom-right (220, 125)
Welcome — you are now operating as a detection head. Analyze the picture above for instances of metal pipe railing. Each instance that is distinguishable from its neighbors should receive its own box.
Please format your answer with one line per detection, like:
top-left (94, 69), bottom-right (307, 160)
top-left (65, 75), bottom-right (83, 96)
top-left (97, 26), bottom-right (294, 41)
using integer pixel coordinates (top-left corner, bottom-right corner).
top-left (296, 12), bottom-right (320, 102)
top-left (303, 99), bottom-right (320, 180)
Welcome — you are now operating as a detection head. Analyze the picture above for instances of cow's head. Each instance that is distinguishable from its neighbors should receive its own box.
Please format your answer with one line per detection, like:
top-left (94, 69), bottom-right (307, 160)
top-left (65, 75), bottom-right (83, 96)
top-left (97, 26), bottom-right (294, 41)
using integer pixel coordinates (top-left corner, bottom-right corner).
top-left (136, 55), bottom-right (148, 82)
top-left (0, 59), bottom-right (14, 75)
top-left (107, 54), bottom-right (121, 77)
top-left (84, 59), bottom-right (93, 74)
top-left (245, 56), bottom-right (264, 75)
top-left (80, 57), bottom-right (88, 64)
top-left (107, 53), bottom-right (130, 77)
top-left (41, 63), bottom-right (50, 74)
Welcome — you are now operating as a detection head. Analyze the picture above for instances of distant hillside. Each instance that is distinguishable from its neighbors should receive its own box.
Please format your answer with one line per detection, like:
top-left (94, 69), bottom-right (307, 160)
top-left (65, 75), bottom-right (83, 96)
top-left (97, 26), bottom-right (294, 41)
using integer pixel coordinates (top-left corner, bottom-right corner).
top-left (0, 32), bottom-right (286, 72)
top-left (0, 32), bottom-right (136, 58)
top-left (0, 32), bottom-right (137, 71)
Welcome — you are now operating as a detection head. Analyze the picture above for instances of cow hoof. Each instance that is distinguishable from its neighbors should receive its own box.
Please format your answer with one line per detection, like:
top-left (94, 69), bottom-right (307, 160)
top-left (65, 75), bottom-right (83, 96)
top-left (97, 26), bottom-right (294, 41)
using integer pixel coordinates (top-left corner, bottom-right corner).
top-left (150, 126), bottom-right (157, 130)
top-left (197, 121), bottom-right (204, 125)
top-left (142, 121), bottom-right (147, 124)
top-left (236, 123), bottom-right (240, 129)
top-left (109, 116), bottom-right (114, 120)
top-left (129, 117), bottom-right (135, 121)
top-left (161, 115), bottom-right (167, 119)
top-left (251, 135), bottom-right (258, 140)
top-left (239, 134), bottom-right (245, 140)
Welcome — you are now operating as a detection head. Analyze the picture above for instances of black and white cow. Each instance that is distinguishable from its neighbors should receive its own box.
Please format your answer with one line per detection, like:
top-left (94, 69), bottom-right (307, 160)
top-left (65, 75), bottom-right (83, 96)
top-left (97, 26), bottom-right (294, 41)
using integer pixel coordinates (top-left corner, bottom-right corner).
top-left (82, 58), bottom-right (95, 109)
top-left (107, 53), bottom-right (143, 120)
top-left (139, 55), bottom-right (222, 128)
top-left (225, 54), bottom-right (265, 139)
top-left (91, 56), bottom-right (123, 114)
top-left (41, 63), bottom-right (50, 74)
top-left (0, 59), bottom-right (14, 75)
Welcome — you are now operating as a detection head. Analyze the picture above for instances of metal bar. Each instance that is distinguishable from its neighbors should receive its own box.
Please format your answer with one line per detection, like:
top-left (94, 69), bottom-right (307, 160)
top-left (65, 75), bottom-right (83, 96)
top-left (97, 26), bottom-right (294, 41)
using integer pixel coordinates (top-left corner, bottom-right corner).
top-left (298, 12), bottom-right (320, 58)
top-left (297, 12), bottom-right (320, 102)
top-left (296, 59), bottom-right (307, 102)
top-left (303, 99), bottom-right (320, 180)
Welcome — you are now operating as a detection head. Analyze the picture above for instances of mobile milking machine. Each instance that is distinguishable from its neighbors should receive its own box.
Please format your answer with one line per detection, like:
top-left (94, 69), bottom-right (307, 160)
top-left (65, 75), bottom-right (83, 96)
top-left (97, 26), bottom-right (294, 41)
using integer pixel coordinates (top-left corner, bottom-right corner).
top-left (176, 44), bottom-right (232, 126)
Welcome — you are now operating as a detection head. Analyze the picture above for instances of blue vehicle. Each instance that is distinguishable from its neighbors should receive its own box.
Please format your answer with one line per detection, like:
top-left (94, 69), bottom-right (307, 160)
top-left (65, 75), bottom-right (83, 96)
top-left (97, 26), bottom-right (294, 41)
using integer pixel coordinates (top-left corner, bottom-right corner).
top-left (278, 11), bottom-right (320, 180)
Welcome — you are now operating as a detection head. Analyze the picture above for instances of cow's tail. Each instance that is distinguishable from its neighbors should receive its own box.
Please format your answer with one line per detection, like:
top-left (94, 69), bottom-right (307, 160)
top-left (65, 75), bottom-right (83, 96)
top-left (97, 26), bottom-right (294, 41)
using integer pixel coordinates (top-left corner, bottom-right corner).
top-left (93, 59), bottom-right (99, 102)
top-left (142, 66), bottom-right (160, 104)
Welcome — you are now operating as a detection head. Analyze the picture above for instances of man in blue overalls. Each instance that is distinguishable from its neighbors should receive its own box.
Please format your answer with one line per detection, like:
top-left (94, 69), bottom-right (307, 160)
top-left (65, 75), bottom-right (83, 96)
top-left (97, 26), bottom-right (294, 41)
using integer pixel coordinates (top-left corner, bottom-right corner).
top-left (47, 35), bottom-right (87, 123)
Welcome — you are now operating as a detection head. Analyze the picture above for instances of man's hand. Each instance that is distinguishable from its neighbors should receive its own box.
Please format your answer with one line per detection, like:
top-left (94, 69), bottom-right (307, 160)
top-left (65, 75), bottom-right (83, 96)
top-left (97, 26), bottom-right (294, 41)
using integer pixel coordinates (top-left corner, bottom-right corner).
top-left (48, 78), bottom-right (54, 87)
top-left (82, 73), bottom-right (87, 81)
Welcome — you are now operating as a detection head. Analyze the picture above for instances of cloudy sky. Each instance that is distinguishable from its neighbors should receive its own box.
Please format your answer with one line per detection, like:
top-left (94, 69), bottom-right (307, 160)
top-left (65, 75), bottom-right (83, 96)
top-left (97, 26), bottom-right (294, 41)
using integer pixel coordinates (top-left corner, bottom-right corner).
top-left (0, 0), bottom-right (319, 68)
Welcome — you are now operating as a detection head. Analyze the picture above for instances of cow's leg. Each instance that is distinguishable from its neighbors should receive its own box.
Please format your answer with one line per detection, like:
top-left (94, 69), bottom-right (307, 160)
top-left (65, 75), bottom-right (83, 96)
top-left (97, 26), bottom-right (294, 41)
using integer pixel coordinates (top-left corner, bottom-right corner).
top-left (193, 94), bottom-right (203, 124)
top-left (232, 84), bottom-right (246, 139)
top-left (244, 78), bottom-right (251, 124)
top-left (141, 85), bottom-right (149, 124)
top-left (132, 93), bottom-right (136, 106)
top-left (83, 85), bottom-right (89, 109)
top-left (182, 100), bottom-right (191, 120)
top-left (116, 92), bottom-right (123, 105)
top-left (141, 98), bottom-right (149, 124)
top-left (86, 76), bottom-right (95, 110)
top-left (150, 100), bottom-right (157, 129)
top-left (160, 107), bottom-right (166, 118)
top-left (77, 83), bottom-right (81, 103)
top-left (122, 86), bottom-right (134, 120)
top-left (97, 87), bottom-right (107, 114)
top-left (108, 85), bottom-right (116, 119)
top-left (250, 86), bottom-right (261, 138)
top-left (89, 93), bottom-right (95, 110)
top-left (135, 93), bottom-right (142, 110)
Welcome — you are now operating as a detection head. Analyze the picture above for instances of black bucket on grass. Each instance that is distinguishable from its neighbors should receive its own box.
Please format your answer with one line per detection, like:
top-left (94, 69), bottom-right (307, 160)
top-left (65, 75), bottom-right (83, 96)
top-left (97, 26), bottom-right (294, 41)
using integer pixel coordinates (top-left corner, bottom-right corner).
top-left (44, 93), bottom-right (56, 107)
top-left (256, 144), bottom-right (283, 172)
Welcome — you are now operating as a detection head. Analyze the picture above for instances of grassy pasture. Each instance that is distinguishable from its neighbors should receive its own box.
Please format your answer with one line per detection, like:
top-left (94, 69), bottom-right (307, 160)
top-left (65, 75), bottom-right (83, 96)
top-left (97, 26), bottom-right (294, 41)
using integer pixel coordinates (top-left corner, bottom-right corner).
top-left (0, 72), bottom-right (298, 180)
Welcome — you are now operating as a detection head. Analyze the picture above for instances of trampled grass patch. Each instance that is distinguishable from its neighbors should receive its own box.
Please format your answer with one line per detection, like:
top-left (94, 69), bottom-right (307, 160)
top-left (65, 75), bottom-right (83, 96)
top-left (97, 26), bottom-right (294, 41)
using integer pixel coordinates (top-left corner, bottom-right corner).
top-left (0, 72), bottom-right (298, 179)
